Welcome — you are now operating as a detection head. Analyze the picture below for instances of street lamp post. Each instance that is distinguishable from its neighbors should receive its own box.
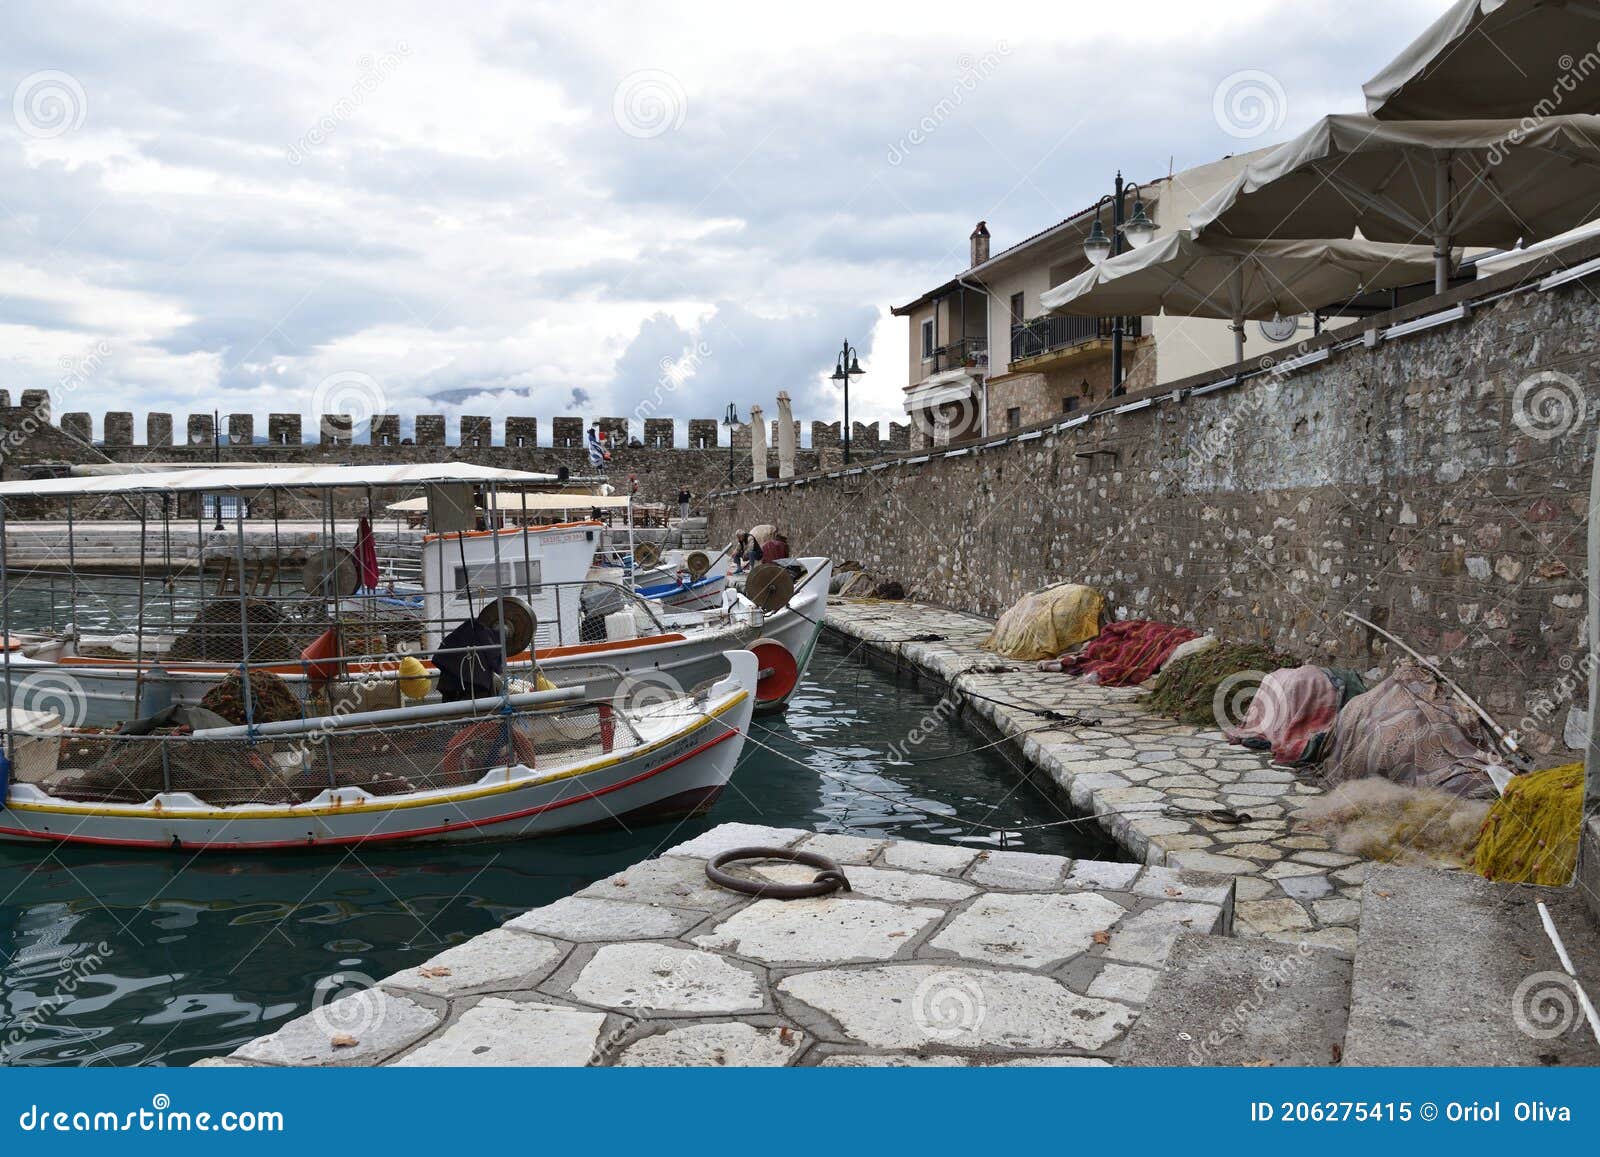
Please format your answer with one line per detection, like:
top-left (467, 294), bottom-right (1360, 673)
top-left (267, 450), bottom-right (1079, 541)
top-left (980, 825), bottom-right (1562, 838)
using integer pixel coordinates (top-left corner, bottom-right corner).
top-left (1082, 172), bottom-right (1156, 397)
top-left (723, 403), bottom-right (740, 484)
top-left (212, 408), bottom-right (225, 530)
top-left (829, 340), bottom-right (865, 464)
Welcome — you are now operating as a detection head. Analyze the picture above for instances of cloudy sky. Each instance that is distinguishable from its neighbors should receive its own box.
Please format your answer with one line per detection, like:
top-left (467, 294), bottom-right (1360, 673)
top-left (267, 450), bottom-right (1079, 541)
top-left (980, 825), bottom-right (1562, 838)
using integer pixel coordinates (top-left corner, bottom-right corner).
top-left (1, 0), bottom-right (1447, 443)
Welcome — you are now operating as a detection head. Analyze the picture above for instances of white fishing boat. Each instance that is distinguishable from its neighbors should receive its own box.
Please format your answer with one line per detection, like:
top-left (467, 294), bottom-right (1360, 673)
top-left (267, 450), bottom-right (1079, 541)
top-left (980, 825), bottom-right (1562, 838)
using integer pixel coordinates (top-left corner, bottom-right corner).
top-left (0, 652), bottom-right (757, 851)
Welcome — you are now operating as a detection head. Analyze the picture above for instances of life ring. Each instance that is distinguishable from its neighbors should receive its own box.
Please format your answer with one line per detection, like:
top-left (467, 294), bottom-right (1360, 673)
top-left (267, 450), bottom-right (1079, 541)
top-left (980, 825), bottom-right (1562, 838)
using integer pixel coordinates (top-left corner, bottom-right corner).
top-left (442, 718), bottom-right (539, 777)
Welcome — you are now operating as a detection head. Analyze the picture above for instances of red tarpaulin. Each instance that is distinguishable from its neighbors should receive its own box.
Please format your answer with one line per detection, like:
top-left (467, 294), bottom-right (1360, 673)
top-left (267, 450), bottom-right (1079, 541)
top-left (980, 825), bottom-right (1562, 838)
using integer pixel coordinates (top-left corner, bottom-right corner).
top-left (1055, 619), bottom-right (1198, 687)
top-left (356, 516), bottom-right (380, 590)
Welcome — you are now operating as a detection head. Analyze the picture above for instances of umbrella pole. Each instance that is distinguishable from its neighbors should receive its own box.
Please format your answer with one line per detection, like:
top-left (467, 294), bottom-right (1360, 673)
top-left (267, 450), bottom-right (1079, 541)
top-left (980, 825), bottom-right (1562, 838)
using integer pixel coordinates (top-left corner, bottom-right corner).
top-left (1434, 153), bottom-right (1452, 294)
top-left (1229, 266), bottom-right (1246, 365)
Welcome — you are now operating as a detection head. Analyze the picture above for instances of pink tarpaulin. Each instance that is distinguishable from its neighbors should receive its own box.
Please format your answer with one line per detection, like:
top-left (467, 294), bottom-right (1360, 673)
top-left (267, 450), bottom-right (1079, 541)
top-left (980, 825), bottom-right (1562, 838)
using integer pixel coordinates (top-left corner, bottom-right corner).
top-left (1225, 664), bottom-right (1339, 766)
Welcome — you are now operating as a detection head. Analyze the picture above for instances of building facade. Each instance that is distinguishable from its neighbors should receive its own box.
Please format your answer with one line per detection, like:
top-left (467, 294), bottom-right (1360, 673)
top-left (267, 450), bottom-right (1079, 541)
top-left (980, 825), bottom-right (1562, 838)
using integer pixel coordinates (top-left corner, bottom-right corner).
top-left (893, 150), bottom-right (1323, 442)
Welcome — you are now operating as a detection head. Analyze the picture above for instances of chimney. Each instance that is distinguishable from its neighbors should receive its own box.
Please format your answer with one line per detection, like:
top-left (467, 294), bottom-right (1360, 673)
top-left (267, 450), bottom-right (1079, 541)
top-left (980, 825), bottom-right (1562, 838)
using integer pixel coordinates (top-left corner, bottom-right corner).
top-left (969, 220), bottom-right (990, 267)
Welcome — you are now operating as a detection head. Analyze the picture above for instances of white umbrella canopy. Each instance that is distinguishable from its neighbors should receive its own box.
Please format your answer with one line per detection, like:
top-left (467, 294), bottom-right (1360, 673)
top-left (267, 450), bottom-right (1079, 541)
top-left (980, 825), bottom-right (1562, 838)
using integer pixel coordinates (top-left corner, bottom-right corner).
top-left (1365, 0), bottom-right (1600, 121)
top-left (1040, 231), bottom-right (1441, 363)
top-left (1187, 113), bottom-right (1600, 290)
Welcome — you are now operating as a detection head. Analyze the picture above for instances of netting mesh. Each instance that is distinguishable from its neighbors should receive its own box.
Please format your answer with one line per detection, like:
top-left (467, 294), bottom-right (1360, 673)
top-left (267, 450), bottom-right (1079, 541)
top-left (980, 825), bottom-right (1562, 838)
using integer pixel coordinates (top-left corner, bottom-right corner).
top-left (14, 701), bottom-right (644, 807)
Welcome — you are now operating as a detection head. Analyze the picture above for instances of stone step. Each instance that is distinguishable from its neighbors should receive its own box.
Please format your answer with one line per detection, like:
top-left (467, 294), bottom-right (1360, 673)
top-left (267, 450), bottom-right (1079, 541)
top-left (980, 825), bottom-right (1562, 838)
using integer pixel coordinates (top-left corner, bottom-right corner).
top-left (1117, 933), bottom-right (1351, 1066)
top-left (1343, 866), bottom-right (1600, 1066)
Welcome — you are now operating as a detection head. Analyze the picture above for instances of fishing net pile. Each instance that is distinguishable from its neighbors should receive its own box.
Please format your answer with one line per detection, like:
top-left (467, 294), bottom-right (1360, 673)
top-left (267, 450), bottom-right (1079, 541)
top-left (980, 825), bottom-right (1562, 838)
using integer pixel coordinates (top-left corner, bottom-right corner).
top-left (168, 600), bottom-right (308, 663)
top-left (1296, 778), bottom-right (1489, 869)
top-left (1319, 659), bottom-right (1504, 799)
top-left (1144, 642), bottom-right (1299, 726)
top-left (198, 668), bottom-right (305, 725)
top-left (984, 583), bottom-right (1104, 661)
top-left (1224, 664), bottom-right (1365, 766)
top-left (1473, 762), bottom-right (1585, 885)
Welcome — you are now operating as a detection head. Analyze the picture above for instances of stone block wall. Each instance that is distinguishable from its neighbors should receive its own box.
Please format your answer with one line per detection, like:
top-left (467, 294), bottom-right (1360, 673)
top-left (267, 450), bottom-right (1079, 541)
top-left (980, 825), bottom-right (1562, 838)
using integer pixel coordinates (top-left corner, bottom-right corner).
top-left (147, 412), bottom-right (172, 448)
top-left (373, 414), bottom-right (401, 446)
top-left (708, 255), bottom-right (1600, 756)
top-left (415, 415), bottom-right (446, 446)
top-left (552, 417), bottom-right (583, 447)
top-left (460, 414), bottom-right (492, 448)
top-left (267, 413), bottom-right (301, 446)
top-left (688, 419), bottom-right (718, 449)
top-left (644, 418), bottom-right (673, 448)
top-left (105, 412), bottom-right (133, 446)
top-left (506, 416), bottom-right (538, 448)
top-left (320, 414), bottom-right (353, 445)
top-left (186, 413), bottom-right (214, 447)
top-left (228, 413), bottom-right (253, 446)
top-left (60, 412), bottom-right (91, 443)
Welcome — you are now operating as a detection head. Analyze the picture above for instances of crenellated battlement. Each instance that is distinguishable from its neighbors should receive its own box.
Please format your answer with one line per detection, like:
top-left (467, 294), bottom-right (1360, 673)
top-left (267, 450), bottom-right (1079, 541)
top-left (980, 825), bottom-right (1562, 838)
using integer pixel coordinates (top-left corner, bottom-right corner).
top-left (39, 409), bottom-right (896, 450)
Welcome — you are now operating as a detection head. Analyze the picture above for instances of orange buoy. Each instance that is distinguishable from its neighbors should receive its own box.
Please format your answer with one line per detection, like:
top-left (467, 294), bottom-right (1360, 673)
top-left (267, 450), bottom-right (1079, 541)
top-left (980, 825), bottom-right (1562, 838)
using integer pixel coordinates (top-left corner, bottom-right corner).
top-left (300, 627), bottom-right (342, 683)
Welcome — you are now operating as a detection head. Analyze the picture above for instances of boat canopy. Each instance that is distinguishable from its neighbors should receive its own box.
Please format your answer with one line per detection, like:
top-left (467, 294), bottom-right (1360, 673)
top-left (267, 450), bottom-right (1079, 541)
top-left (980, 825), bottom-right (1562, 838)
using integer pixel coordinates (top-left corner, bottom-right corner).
top-left (0, 462), bottom-right (561, 498)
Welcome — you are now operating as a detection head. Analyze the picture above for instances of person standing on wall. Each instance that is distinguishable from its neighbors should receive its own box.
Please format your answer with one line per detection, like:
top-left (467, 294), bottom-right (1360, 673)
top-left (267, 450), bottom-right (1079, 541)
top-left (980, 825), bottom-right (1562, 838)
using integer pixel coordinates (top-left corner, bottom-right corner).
top-left (677, 488), bottom-right (690, 523)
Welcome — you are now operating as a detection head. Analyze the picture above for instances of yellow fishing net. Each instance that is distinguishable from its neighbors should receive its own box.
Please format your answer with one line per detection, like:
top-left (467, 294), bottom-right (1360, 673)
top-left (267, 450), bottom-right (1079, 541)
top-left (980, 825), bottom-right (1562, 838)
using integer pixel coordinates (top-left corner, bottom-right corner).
top-left (1473, 761), bottom-right (1585, 885)
top-left (983, 583), bottom-right (1104, 661)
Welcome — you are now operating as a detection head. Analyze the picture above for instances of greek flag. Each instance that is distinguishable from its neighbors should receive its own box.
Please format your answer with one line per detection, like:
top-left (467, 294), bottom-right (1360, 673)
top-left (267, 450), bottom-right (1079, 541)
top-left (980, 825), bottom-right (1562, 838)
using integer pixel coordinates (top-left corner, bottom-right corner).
top-left (586, 427), bottom-right (609, 468)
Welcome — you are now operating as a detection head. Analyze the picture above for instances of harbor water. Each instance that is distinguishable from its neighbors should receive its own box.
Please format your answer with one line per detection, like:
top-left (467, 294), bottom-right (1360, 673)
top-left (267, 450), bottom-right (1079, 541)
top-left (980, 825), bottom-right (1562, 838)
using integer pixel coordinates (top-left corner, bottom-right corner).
top-left (0, 631), bottom-right (1116, 1067)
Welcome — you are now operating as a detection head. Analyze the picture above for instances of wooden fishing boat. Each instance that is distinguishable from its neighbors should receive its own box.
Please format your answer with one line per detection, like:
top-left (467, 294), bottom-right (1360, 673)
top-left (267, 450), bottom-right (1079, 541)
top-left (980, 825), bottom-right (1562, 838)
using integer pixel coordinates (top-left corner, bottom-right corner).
top-left (0, 651), bottom-right (757, 850)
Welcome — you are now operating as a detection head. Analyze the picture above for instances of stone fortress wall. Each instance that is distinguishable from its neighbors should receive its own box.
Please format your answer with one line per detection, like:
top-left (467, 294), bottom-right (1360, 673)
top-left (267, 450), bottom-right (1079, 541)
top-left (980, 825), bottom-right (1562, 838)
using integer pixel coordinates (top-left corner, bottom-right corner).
top-left (0, 393), bottom-right (912, 513)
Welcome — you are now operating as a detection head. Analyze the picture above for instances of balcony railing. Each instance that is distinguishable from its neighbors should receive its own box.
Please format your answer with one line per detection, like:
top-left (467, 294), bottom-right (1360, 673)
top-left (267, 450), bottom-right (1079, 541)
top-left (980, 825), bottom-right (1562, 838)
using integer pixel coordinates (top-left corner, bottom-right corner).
top-left (926, 337), bottom-right (988, 376)
top-left (1009, 315), bottom-right (1140, 364)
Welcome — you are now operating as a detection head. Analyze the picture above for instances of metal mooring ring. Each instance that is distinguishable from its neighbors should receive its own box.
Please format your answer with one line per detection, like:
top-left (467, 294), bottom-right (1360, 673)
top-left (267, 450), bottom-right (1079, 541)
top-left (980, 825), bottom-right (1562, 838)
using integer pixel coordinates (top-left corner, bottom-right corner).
top-left (705, 846), bottom-right (852, 900)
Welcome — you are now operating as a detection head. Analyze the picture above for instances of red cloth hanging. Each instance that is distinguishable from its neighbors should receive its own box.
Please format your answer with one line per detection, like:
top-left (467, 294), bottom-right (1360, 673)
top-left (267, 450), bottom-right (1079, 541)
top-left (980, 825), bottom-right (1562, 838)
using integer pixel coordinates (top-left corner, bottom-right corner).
top-left (355, 516), bottom-right (380, 590)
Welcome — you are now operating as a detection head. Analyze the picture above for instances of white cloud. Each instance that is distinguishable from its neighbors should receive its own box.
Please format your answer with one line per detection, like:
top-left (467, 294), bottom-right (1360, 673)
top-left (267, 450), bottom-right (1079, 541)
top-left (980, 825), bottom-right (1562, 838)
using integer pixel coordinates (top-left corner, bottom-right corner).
top-left (0, 0), bottom-right (1447, 440)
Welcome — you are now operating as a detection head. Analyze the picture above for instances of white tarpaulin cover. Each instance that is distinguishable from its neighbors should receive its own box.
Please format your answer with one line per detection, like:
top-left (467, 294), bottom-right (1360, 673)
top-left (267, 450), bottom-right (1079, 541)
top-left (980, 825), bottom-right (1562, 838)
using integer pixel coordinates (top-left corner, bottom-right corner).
top-left (0, 462), bottom-right (560, 498)
top-left (1039, 232), bottom-right (1441, 320)
top-left (384, 492), bottom-right (632, 514)
top-left (1364, 0), bottom-right (1600, 121)
top-left (904, 375), bottom-right (978, 413)
top-left (1188, 113), bottom-right (1600, 251)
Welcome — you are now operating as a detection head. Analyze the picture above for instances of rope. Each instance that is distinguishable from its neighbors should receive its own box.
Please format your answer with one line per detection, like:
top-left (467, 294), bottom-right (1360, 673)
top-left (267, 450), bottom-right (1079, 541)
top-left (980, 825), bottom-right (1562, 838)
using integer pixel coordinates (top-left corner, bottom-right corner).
top-left (705, 846), bottom-right (851, 899)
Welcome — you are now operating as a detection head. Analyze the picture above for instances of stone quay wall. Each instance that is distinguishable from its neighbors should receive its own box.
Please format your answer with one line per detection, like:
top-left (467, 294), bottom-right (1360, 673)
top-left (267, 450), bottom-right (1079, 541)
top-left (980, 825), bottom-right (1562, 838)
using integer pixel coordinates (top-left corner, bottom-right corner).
top-left (709, 242), bottom-right (1600, 757)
